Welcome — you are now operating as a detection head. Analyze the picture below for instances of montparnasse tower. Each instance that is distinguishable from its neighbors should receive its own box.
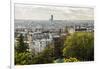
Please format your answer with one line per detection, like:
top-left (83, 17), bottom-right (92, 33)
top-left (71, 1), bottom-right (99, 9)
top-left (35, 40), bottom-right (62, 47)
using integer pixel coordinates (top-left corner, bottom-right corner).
top-left (50, 15), bottom-right (53, 24)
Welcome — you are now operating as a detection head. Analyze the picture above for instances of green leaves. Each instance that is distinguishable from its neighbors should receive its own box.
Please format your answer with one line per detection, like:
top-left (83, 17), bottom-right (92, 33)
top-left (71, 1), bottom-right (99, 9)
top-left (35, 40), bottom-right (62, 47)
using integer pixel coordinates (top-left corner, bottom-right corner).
top-left (15, 32), bottom-right (94, 65)
top-left (63, 32), bottom-right (94, 61)
top-left (15, 34), bottom-right (31, 65)
top-left (15, 34), bottom-right (29, 53)
top-left (15, 43), bottom-right (55, 65)
top-left (15, 52), bottom-right (33, 65)
top-left (64, 57), bottom-right (79, 62)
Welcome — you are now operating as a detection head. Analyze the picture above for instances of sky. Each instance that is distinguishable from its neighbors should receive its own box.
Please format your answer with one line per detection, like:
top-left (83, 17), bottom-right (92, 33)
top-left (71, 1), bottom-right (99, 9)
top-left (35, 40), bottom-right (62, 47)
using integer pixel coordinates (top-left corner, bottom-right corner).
top-left (15, 4), bottom-right (94, 20)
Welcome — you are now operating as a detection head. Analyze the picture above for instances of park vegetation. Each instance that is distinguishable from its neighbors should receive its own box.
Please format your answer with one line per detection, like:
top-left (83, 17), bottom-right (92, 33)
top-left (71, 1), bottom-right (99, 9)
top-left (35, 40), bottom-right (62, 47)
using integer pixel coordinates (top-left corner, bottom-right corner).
top-left (15, 31), bottom-right (94, 65)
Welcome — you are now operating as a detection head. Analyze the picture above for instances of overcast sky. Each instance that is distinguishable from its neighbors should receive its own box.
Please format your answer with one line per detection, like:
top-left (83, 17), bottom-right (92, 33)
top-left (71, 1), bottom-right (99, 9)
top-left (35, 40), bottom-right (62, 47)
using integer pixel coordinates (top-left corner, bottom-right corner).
top-left (15, 4), bottom-right (94, 20)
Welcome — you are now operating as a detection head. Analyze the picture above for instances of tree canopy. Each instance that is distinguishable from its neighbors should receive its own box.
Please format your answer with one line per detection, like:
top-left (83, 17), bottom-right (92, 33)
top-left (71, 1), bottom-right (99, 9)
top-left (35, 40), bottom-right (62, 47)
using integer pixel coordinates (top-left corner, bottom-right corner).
top-left (15, 34), bottom-right (29, 53)
top-left (63, 32), bottom-right (94, 61)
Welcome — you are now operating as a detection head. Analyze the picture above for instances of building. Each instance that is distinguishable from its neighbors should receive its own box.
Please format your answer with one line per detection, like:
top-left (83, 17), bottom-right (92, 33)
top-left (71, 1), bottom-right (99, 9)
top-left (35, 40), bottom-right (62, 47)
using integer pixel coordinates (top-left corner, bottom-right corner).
top-left (49, 15), bottom-right (53, 24)
top-left (28, 25), bottom-right (53, 53)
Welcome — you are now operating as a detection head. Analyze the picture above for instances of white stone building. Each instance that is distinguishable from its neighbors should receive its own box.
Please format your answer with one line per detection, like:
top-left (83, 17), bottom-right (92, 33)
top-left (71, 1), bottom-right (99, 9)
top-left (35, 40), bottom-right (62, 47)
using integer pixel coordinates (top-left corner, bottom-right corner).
top-left (28, 25), bottom-right (53, 53)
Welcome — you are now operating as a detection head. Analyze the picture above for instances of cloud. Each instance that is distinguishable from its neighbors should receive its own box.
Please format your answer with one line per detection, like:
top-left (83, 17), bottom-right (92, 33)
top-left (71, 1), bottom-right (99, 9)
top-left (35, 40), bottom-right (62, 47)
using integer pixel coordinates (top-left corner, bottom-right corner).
top-left (15, 4), bottom-right (94, 20)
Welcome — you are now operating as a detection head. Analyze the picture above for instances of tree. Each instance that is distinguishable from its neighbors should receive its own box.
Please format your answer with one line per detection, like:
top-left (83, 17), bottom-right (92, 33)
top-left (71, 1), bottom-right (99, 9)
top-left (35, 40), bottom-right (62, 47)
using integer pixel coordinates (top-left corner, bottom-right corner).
top-left (63, 32), bottom-right (94, 61)
top-left (15, 52), bottom-right (34, 65)
top-left (15, 34), bottom-right (30, 65)
top-left (53, 37), bottom-right (64, 59)
top-left (32, 45), bottom-right (54, 64)
top-left (15, 34), bottom-right (29, 53)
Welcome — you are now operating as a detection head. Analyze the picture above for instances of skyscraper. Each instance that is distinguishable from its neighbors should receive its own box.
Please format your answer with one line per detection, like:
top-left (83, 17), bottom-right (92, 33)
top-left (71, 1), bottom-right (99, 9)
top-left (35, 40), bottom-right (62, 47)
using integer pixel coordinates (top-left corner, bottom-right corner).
top-left (51, 15), bottom-right (53, 21)
top-left (50, 15), bottom-right (53, 23)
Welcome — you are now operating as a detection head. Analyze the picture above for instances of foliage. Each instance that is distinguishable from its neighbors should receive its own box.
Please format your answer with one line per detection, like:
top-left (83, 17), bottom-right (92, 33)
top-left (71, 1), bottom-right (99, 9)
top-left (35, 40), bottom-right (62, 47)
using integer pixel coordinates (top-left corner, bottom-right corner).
top-left (15, 32), bottom-right (94, 65)
top-left (15, 33), bottom-right (31, 65)
top-left (64, 57), bottom-right (79, 62)
top-left (15, 44), bottom-right (55, 65)
top-left (54, 57), bottom-right (79, 63)
top-left (15, 52), bottom-right (33, 65)
top-left (32, 46), bottom-right (54, 64)
top-left (15, 34), bottom-right (29, 53)
top-left (53, 35), bottom-right (66, 59)
top-left (63, 32), bottom-right (94, 61)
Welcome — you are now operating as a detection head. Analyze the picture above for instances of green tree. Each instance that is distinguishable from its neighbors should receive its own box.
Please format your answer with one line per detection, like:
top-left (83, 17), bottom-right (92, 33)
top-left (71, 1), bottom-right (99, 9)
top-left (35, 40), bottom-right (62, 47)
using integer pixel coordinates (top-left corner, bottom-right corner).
top-left (15, 34), bottom-right (30, 65)
top-left (15, 52), bottom-right (34, 65)
top-left (53, 36), bottom-right (65, 59)
top-left (63, 32), bottom-right (94, 61)
top-left (32, 45), bottom-right (54, 64)
top-left (15, 34), bottom-right (29, 53)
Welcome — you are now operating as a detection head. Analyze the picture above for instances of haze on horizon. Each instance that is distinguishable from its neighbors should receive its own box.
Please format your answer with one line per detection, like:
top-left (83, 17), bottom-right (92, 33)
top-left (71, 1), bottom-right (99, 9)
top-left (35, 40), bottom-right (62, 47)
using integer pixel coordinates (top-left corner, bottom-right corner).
top-left (15, 4), bottom-right (94, 20)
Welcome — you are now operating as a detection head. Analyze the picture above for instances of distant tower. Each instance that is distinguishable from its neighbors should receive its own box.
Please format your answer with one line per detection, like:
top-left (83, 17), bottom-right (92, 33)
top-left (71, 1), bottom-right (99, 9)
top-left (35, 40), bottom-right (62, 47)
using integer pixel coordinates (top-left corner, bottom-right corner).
top-left (50, 15), bottom-right (53, 23)
top-left (51, 15), bottom-right (53, 22)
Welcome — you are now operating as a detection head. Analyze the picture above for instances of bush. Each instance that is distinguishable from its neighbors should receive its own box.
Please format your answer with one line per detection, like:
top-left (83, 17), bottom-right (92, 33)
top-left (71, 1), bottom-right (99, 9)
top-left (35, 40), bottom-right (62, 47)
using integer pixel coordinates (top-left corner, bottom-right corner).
top-left (64, 57), bottom-right (79, 62)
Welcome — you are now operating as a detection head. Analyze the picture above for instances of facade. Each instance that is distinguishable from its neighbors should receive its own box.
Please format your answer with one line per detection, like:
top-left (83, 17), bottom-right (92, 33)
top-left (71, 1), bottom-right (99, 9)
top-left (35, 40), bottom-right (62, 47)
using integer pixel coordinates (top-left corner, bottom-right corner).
top-left (28, 25), bottom-right (53, 53)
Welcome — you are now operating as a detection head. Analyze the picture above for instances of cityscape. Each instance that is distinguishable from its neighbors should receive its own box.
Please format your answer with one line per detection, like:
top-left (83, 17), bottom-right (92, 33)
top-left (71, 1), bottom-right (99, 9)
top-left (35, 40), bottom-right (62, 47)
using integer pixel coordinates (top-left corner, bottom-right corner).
top-left (14, 4), bottom-right (94, 65)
